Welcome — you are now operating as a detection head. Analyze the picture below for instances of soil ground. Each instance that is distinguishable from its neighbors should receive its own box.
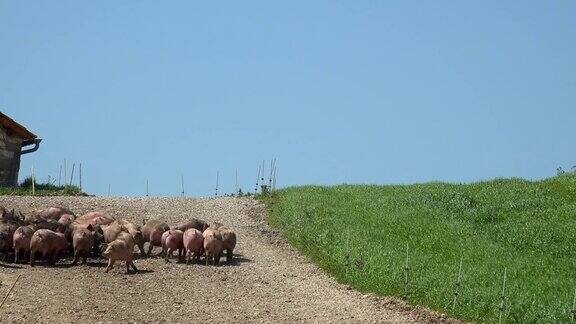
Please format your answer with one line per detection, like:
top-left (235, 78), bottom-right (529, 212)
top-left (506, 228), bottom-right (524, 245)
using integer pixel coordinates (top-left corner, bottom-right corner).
top-left (0, 196), bottom-right (452, 323)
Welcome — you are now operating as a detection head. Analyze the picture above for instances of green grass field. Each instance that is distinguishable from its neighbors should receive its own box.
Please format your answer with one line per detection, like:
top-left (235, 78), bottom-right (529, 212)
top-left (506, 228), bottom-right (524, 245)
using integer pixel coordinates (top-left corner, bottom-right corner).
top-left (0, 177), bottom-right (85, 196)
top-left (262, 174), bottom-right (576, 323)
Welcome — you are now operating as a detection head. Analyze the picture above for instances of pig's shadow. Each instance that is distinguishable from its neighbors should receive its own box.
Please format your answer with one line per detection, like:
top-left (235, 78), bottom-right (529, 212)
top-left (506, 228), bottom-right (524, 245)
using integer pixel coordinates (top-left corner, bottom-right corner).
top-left (126, 269), bottom-right (155, 275)
top-left (83, 260), bottom-right (107, 268)
top-left (188, 253), bottom-right (252, 267)
top-left (226, 254), bottom-right (252, 267)
top-left (0, 262), bottom-right (23, 269)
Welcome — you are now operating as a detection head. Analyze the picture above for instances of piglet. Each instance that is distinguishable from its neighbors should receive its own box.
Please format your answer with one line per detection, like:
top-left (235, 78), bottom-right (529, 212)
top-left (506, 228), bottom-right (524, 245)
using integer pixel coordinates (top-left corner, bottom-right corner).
top-left (142, 220), bottom-right (170, 256)
top-left (183, 228), bottom-right (204, 264)
top-left (102, 232), bottom-right (138, 274)
top-left (72, 227), bottom-right (94, 265)
top-left (30, 229), bottom-right (70, 266)
top-left (219, 226), bottom-right (237, 262)
top-left (161, 229), bottom-right (184, 263)
top-left (13, 225), bottom-right (36, 263)
top-left (203, 228), bottom-right (223, 266)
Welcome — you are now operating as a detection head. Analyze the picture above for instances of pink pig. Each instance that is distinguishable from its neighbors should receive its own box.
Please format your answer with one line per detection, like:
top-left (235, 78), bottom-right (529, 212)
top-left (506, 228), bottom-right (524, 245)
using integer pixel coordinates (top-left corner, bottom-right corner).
top-left (30, 229), bottom-right (70, 266)
top-left (183, 228), bottom-right (204, 264)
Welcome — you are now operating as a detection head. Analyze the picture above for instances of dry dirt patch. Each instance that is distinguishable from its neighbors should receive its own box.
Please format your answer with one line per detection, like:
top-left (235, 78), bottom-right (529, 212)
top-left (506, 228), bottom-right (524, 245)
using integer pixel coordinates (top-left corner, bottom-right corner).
top-left (0, 196), bottom-right (451, 323)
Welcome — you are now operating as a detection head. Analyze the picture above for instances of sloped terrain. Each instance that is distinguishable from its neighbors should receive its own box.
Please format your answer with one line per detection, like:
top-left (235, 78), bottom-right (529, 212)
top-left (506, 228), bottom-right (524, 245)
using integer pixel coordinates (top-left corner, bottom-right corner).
top-left (0, 196), bottom-right (445, 323)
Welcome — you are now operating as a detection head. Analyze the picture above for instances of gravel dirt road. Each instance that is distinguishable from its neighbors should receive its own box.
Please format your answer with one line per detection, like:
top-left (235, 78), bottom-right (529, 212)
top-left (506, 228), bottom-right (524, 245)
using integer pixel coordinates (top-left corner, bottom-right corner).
top-left (0, 196), bottom-right (451, 323)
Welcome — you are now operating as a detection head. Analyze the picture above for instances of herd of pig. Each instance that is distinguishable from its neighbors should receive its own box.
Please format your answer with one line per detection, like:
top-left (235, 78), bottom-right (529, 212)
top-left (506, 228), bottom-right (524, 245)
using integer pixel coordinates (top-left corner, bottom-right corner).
top-left (0, 206), bottom-right (237, 274)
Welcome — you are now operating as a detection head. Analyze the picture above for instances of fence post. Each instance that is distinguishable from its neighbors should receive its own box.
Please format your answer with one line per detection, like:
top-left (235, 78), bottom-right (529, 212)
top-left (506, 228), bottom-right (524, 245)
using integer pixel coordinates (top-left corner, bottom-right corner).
top-left (344, 229), bottom-right (350, 277)
top-left (452, 256), bottom-right (463, 311)
top-left (69, 163), bottom-right (75, 186)
top-left (404, 243), bottom-right (410, 295)
top-left (180, 175), bottom-right (184, 197)
top-left (255, 164), bottom-right (261, 195)
top-left (235, 168), bottom-right (238, 196)
top-left (571, 288), bottom-right (576, 323)
top-left (498, 267), bottom-right (507, 324)
top-left (215, 171), bottom-right (219, 197)
top-left (31, 165), bottom-right (35, 195)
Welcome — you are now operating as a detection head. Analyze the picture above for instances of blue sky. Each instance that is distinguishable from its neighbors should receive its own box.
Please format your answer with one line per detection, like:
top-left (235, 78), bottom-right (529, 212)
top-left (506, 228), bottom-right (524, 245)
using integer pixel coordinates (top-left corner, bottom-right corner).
top-left (1, 1), bottom-right (575, 196)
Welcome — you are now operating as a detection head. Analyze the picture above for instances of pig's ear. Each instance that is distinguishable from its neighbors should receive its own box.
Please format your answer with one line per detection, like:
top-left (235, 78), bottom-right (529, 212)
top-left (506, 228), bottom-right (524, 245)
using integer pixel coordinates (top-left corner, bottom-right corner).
top-left (86, 224), bottom-right (94, 231)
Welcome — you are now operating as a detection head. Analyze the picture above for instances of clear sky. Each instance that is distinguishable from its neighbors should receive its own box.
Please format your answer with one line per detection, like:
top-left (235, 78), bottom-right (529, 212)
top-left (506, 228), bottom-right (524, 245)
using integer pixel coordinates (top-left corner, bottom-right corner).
top-left (1, 1), bottom-right (575, 197)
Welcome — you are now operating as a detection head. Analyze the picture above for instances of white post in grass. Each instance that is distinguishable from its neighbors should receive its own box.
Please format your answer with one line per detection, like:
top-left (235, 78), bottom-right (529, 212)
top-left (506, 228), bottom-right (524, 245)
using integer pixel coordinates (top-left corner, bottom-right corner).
top-left (571, 288), bottom-right (576, 323)
top-left (64, 159), bottom-right (67, 186)
top-left (452, 256), bottom-right (463, 310)
top-left (108, 184), bottom-right (111, 196)
top-left (344, 229), bottom-right (350, 277)
top-left (58, 164), bottom-right (62, 186)
top-left (79, 163), bottom-right (82, 191)
top-left (146, 178), bottom-right (149, 197)
top-left (404, 243), bottom-right (410, 295)
top-left (498, 267), bottom-right (507, 324)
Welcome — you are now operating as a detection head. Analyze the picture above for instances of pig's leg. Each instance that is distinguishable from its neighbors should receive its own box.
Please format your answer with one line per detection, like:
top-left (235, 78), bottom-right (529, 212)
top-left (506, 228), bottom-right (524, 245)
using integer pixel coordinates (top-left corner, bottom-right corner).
top-left (30, 250), bottom-right (36, 267)
top-left (50, 252), bottom-right (57, 265)
top-left (105, 259), bottom-right (115, 273)
top-left (72, 252), bottom-right (80, 266)
top-left (146, 243), bottom-right (154, 257)
top-left (215, 252), bottom-right (221, 266)
top-left (165, 248), bottom-right (172, 263)
top-left (14, 249), bottom-right (19, 264)
top-left (130, 260), bottom-right (138, 273)
top-left (227, 249), bottom-right (233, 262)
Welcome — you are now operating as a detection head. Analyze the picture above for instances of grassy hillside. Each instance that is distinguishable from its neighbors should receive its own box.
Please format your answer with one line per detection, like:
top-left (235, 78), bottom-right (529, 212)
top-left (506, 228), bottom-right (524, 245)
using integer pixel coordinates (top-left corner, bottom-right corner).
top-left (262, 174), bottom-right (576, 323)
top-left (0, 177), bottom-right (85, 196)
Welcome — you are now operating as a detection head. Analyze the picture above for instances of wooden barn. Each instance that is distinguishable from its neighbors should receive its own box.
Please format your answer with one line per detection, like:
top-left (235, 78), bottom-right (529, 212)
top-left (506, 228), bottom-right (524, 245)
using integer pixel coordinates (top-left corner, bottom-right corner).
top-left (0, 112), bottom-right (41, 187)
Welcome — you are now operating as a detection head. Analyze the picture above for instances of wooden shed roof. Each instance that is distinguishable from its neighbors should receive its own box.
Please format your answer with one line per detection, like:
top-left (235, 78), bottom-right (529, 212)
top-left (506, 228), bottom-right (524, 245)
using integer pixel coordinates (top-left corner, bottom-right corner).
top-left (0, 112), bottom-right (38, 141)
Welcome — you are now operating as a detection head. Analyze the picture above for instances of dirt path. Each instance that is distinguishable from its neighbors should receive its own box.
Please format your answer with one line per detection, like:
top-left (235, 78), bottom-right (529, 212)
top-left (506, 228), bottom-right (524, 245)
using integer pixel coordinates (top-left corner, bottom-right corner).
top-left (0, 197), bottom-right (447, 323)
